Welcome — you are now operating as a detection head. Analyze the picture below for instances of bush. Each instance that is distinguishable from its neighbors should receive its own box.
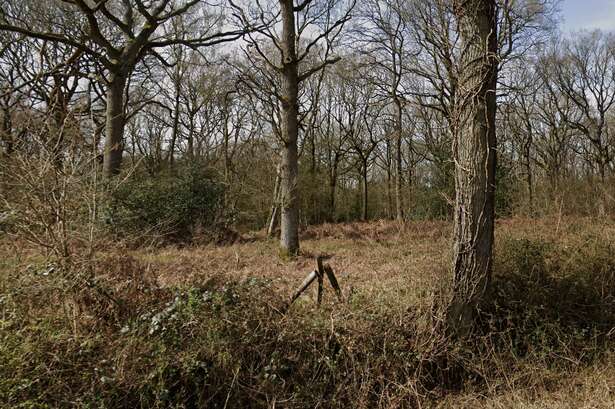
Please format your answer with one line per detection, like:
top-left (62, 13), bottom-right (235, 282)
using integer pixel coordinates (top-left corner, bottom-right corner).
top-left (481, 237), bottom-right (615, 366)
top-left (106, 166), bottom-right (225, 243)
top-left (0, 148), bottom-right (100, 262)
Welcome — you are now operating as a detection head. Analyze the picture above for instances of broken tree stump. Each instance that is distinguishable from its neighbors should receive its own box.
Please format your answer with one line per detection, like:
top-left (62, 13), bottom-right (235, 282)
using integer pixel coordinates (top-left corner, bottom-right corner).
top-left (285, 256), bottom-right (344, 313)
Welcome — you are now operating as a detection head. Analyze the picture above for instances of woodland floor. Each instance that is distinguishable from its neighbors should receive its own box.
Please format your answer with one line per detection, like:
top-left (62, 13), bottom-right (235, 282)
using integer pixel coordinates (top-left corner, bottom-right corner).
top-left (1, 217), bottom-right (615, 408)
top-left (138, 217), bottom-right (615, 408)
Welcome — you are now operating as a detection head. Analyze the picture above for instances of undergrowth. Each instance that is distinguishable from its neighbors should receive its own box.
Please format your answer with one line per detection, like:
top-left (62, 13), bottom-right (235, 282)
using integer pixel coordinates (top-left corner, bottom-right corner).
top-left (1, 223), bottom-right (615, 408)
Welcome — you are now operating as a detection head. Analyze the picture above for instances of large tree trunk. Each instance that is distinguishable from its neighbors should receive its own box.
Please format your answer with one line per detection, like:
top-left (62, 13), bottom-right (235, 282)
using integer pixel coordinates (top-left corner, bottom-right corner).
top-left (279, 0), bottom-right (300, 256)
top-left (448, 0), bottom-right (498, 335)
top-left (103, 73), bottom-right (128, 178)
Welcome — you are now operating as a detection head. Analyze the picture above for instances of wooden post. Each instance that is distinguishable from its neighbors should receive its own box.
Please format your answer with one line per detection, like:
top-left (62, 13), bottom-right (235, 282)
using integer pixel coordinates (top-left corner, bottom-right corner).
top-left (288, 270), bottom-right (318, 309)
top-left (316, 256), bottom-right (326, 306)
top-left (316, 268), bottom-right (323, 306)
top-left (324, 264), bottom-right (343, 301)
top-left (285, 257), bottom-right (344, 313)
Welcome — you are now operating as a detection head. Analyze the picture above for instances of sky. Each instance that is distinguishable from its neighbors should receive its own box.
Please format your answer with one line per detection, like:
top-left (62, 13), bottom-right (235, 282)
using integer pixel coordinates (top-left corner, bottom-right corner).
top-left (561, 0), bottom-right (615, 31)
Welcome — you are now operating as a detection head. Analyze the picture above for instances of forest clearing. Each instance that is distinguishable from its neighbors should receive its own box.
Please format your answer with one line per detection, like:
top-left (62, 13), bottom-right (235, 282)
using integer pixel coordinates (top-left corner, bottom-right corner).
top-left (2, 0), bottom-right (615, 407)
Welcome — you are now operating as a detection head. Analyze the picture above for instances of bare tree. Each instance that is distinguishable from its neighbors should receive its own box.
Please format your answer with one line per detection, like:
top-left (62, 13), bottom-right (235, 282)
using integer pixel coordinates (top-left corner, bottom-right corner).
top-left (533, 78), bottom-right (576, 189)
top-left (502, 60), bottom-right (540, 211)
top-left (232, 0), bottom-right (354, 256)
top-left (1, 0), bottom-right (249, 177)
top-left (545, 31), bottom-right (615, 183)
top-left (332, 58), bottom-right (383, 220)
top-left (353, 0), bottom-right (411, 221)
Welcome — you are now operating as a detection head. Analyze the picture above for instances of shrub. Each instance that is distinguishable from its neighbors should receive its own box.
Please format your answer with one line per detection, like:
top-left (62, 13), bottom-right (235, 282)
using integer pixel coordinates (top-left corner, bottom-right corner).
top-left (106, 166), bottom-right (225, 243)
top-left (481, 237), bottom-right (615, 367)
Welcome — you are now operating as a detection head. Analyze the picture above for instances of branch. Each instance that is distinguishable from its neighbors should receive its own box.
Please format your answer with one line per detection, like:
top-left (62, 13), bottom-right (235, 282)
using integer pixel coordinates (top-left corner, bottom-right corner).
top-left (0, 24), bottom-right (105, 63)
top-left (299, 56), bottom-right (340, 82)
top-left (294, 0), bottom-right (314, 12)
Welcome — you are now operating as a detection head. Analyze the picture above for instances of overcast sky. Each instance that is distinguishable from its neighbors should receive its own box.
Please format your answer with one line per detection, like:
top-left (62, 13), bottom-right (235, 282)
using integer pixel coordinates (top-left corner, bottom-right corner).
top-left (561, 0), bottom-right (615, 31)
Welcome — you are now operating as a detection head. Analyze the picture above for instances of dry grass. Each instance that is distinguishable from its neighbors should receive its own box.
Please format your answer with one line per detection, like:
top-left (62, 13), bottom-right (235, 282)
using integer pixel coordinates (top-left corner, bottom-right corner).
top-left (1, 216), bottom-right (615, 408)
top-left (139, 219), bottom-right (450, 295)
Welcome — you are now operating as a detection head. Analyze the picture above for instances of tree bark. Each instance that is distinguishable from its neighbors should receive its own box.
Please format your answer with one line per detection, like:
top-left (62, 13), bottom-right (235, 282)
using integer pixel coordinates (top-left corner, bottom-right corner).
top-left (279, 0), bottom-right (300, 256)
top-left (448, 0), bottom-right (498, 335)
top-left (168, 83), bottom-right (182, 168)
top-left (0, 107), bottom-right (12, 155)
top-left (267, 163), bottom-right (282, 237)
top-left (361, 161), bottom-right (369, 221)
top-left (394, 96), bottom-right (404, 221)
top-left (103, 73), bottom-right (128, 177)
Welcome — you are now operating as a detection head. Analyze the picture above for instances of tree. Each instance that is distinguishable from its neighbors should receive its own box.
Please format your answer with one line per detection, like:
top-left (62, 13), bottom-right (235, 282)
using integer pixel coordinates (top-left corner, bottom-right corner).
top-left (332, 59), bottom-right (382, 221)
top-left (353, 0), bottom-right (411, 221)
top-left (232, 0), bottom-right (353, 256)
top-left (502, 61), bottom-right (540, 212)
top-left (447, 0), bottom-right (498, 335)
top-left (533, 78), bottom-right (576, 190)
top-left (545, 31), bottom-right (615, 183)
top-left (1, 0), bottom-right (248, 177)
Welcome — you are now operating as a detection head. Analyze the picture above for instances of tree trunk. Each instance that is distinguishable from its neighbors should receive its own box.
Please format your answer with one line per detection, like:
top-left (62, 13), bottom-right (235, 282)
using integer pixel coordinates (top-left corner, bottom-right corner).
top-left (168, 86), bottom-right (181, 168)
top-left (448, 0), bottom-right (498, 336)
top-left (329, 164), bottom-right (338, 220)
top-left (223, 101), bottom-right (232, 182)
top-left (394, 97), bottom-right (404, 221)
top-left (526, 157), bottom-right (533, 213)
top-left (329, 180), bottom-right (337, 219)
top-left (187, 113), bottom-right (195, 159)
top-left (361, 162), bottom-right (369, 221)
top-left (279, 0), bottom-right (300, 256)
top-left (598, 155), bottom-right (606, 184)
top-left (103, 73), bottom-right (128, 177)
top-left (386, 138), bottom-right (393, 219)
top-left (267, 163), bottom-right (282, 237)
top-left (48, 75), bottom-right (68, 163)
top-left (1, 107), bottom-right (12, 155)
top-left (407, 131), bottom-right (414, 215)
